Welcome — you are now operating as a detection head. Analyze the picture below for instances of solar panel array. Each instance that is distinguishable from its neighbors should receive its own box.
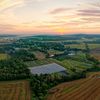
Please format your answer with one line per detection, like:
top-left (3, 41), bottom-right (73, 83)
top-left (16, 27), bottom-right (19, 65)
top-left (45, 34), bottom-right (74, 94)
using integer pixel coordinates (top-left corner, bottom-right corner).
top-left (29, 63), bottom-right (66, 75)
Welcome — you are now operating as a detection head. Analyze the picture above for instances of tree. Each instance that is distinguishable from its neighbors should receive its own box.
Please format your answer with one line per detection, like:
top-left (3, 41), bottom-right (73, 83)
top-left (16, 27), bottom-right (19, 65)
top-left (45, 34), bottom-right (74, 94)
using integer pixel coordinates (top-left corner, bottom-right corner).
top-left (0, 58), bottom-right (30, 81)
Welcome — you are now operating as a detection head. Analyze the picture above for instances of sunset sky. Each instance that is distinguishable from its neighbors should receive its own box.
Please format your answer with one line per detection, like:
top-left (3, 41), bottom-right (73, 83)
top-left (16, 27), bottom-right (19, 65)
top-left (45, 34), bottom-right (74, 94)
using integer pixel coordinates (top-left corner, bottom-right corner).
top-left (0, 0), bottom-right (100, 35)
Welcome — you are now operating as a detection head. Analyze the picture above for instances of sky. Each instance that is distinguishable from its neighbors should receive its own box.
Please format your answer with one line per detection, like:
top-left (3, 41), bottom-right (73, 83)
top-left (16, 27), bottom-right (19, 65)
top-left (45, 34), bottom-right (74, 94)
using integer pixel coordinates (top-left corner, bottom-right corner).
top-left (0, 0), bottom-right (100, 35)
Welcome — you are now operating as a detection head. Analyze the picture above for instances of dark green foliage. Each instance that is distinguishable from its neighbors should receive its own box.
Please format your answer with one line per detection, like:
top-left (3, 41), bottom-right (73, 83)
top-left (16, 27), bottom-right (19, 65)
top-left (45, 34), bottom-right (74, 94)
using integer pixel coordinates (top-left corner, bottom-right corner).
top-left (85, 43), bottom-right (90, 53)
top-left (0, 58), bottom-right (30, 81)
top-left (30, 72), bottom-right (86, 100)
top-left (12, 49), bottom-right (37, 61)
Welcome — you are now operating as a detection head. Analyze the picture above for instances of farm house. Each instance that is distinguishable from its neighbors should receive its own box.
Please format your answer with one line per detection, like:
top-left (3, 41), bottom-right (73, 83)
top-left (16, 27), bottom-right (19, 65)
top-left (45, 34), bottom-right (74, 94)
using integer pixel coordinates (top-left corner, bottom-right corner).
top-left (29, 63), bottom-right (67, 75)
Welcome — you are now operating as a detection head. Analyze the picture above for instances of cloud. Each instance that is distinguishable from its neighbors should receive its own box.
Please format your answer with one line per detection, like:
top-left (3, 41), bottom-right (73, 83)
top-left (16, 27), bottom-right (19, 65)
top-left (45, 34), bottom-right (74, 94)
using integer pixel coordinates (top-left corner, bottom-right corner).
top-left (49, 7), bottom-right (71, 14)
top-left (82, 17), bottom-right (100, 22)
top-left (0, 24), bottom-right (16, 33)
top-left (77, 9), bottom-right (100, 16)
top-left (79, 9), bottom-right (100, 13)
top-left (88, 1), bottom-right (100, 8)
top-left (0, 0), bottom-right (24, 13)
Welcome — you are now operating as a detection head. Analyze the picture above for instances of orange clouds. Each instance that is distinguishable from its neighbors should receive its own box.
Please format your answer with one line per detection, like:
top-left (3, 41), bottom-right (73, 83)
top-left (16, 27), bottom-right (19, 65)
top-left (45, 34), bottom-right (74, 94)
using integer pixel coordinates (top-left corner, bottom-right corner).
top-left (0, 0), bottom-right (100, 34)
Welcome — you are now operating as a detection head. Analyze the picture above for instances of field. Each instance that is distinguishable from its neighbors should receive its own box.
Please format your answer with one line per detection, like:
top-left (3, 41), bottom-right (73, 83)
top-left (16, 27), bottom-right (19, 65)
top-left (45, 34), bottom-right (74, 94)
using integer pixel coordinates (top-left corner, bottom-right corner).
top-left (91, 48), bottom-right (100, 61)
top-left (33, 51), bottom-right (46, 60)
top-left (51, 55), bottom-right (93, 74)
top-left (0, 53), bottom-right (9, 60)
top-left (65, 43), bottom-right (100, 50)
top-left (48, 50), bottom-right (63, 55)
top-left (0, 80), bottom-right (31, 100)
top-left (47, 72), bottom-right (100, 100)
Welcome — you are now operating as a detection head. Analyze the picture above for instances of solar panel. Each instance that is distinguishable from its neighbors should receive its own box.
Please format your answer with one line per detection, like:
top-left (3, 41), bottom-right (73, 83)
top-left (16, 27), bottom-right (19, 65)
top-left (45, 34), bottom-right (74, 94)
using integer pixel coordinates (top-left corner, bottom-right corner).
top-left (29, 63), bottom-right (66, 75)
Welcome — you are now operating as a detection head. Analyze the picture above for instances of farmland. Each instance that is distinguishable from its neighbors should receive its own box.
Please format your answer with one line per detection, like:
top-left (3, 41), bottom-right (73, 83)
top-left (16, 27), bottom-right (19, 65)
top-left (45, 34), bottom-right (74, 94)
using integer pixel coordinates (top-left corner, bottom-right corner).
top-left (33, 51), bottom-right (46, 60)
top-left (0, 80), bottom-right (31, 100)
top-left (0, 34), bottom-right (100, 100)
top-left (65, 43), bottom-right (100, 50)
top-left (0, 53), bottom-right (9, 60)
top-left (91, 48), bottom-right (100, 61)
top-left (47, 72), bottom-right (100, 100)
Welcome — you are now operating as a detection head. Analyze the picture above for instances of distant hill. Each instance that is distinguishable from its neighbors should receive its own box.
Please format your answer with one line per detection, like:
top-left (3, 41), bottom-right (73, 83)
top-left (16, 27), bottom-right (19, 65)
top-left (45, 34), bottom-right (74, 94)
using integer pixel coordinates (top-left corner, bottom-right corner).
top-left (0, 34), bottom-right (17, 38)
top-left (20, 33), bottom-right (100, 41)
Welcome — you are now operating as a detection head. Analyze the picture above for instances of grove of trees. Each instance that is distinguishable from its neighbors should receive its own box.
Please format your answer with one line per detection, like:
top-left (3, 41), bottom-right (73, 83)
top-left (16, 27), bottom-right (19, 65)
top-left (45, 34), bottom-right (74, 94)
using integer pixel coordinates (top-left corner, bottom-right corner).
top-left (0, 58), bottom-right (30, 81)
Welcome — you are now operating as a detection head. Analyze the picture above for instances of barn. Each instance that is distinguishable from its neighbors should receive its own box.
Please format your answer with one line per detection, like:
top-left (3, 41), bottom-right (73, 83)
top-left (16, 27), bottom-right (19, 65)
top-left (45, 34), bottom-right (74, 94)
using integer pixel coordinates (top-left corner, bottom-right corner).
top-left (29, 63), bottom-right (67, 75)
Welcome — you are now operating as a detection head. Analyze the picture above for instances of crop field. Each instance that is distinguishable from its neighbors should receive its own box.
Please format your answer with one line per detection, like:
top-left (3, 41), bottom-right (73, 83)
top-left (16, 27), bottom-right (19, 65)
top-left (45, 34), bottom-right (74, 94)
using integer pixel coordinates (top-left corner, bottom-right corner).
top-left (88, 44), bottom-right (100, 49)
top-left (48, 50), bottom-right (63, 55)
top-left (0, 80), bottom-right (31, 100)
top-left (65, 43), bottom-right (100, 50)
top-left (33, 51), bottom-right (46, 60)
top-left (91, 48), bottom-right (100, 61)
top-left (47, 72), bottom-right (100, 100)
top-left (65, 44), bottom-right (86, 49)
top-left (51, 58), bottom-right (93, 73)
top-left (0, 53), bottom-right (9, 60)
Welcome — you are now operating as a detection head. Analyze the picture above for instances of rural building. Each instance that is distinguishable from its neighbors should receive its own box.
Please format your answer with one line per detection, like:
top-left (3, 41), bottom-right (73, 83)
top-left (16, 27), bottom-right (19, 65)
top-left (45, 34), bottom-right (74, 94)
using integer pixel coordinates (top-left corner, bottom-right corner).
top-left (29, 63), bottom-right (67, 75)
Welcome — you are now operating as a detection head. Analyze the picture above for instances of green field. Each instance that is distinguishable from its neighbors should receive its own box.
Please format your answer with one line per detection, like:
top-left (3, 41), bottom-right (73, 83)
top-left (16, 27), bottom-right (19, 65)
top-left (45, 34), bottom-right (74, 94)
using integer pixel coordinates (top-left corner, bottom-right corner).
top-left (0, 54), bottom-right (9, 60)
top-left (51, 58), bottom-right (93, 73)
top-left (65, 44), bottom-right (100, 50)
top-left (48, 50), bottom-right (63, 55)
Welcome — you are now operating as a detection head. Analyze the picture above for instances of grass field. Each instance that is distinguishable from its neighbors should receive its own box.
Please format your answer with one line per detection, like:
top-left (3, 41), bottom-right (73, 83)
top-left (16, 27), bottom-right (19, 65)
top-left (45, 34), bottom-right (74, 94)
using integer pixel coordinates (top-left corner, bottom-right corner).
top-left (0, 80), bottom-right (31, 100)
top-left (89, 44), bottom-right (100, 49)
top-left (47, 72), bottom-right (100, 100)
top-left (48, 50), bottom-right (63, 55)
top-left (65, 44), bottom-right (100, 50)
top-left (0, 53), bottom-right (9, 60)
top-left (65, 44), bottom-right (86, 49)
top-left (51, 57), bottom-right (93, 74)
